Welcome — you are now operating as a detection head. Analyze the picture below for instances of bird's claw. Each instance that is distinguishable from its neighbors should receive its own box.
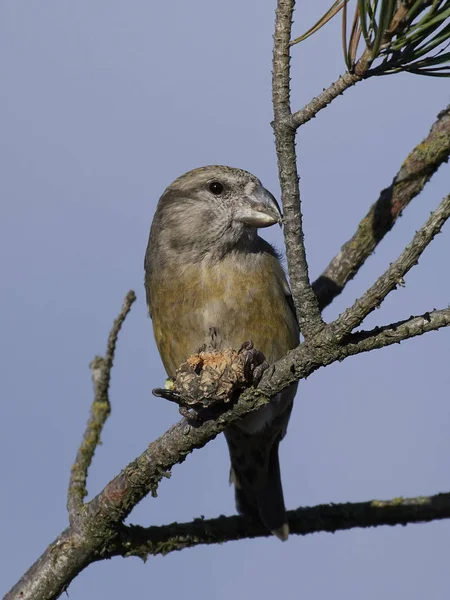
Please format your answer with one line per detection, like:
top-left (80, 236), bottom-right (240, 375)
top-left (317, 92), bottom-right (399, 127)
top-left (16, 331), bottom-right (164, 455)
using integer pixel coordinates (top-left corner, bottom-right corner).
top-left (153, 387), bottom-right (209, 422)
top-left (178, 406), bottom-right (204, 421)
top-left (238, 340), bottom-right (269, 387)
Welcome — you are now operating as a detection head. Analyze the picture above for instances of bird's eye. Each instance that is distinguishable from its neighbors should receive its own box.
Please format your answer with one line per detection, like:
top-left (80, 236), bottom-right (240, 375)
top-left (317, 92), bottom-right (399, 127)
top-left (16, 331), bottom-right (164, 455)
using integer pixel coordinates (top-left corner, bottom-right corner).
top-left (209, 181), bottom-right (224, 195)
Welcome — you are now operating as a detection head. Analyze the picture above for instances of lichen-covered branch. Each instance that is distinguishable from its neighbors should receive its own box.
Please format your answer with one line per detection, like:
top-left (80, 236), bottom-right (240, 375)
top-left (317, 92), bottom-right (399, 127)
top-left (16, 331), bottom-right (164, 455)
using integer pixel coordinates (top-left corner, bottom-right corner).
top-left (9, 486), bottom-right (450, 600)
top-left (260, 307), bottom-right (450, 399)
top-left (272, 0), bottom-right (324, 338)
top-left (329, 194), bottom-right (450, 340)
top-left (313, 105), bottom-right (450, 311)
top-left (108, 491), bottom-right (450, 557)
top-left (7, 301), bottom-right (450, 600)
top-left (344, 307), bottom-right (450, 355)
top-left (67, 291), bottom-right (136, 520)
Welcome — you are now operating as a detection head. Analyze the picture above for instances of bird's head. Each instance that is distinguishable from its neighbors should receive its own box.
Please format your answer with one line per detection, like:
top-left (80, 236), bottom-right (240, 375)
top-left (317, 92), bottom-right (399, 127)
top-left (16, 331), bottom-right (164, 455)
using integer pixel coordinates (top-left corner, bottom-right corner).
top-left (153, 165), bottom-right (282, 259)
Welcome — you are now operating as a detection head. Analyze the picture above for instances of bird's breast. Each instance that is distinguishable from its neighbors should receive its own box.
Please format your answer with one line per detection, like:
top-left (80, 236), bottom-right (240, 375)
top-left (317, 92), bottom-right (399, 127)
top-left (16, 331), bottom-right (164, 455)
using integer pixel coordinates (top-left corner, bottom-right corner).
top-left (150, 253), bottom-right (298, 378)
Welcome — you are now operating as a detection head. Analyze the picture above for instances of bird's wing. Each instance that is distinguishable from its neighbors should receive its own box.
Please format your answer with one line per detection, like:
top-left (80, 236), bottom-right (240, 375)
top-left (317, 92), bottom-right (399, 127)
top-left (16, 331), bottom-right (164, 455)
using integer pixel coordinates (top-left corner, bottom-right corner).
top-left (144, 278), bottom-right (152, 319)
top-left (144, 240), bottom-right (153, 319)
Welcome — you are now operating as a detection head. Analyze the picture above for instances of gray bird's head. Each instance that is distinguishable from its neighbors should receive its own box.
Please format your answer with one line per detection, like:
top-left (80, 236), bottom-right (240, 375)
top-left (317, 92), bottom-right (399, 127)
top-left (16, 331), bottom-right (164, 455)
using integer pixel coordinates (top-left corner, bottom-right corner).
top-left (152, 165), bottom-right (282, 261)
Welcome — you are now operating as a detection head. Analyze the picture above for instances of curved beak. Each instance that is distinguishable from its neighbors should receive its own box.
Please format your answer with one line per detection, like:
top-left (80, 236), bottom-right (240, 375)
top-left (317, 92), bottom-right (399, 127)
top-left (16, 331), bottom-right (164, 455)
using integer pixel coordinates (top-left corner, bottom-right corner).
top-left (234, 184), bottom-right (282, 228)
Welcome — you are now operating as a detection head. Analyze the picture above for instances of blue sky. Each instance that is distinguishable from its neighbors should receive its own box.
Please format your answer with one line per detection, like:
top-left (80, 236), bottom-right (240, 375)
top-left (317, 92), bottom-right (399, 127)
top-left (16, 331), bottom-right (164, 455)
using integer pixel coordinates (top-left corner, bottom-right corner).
top-left (2, 2), bottom-right (450, 598)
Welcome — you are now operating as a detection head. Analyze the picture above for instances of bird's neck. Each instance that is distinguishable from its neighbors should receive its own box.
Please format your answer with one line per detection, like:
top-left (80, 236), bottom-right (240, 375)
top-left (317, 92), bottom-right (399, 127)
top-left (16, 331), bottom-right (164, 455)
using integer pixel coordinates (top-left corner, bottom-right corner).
top-left (163, 227), bottom-right (261, 267)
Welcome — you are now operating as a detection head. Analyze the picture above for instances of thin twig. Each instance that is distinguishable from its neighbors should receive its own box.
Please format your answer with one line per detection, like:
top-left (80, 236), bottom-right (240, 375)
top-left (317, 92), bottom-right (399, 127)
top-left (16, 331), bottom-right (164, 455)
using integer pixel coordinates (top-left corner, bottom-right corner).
top-left (330, 194), bottom-right (450, 340)
top-left (272, 0), bottom-right (325, 338)
top-left (291, 47), bottom-right (372, 128)
top-left (290, 0), bottom-right (421, 128)
top-left (344, 307), bottom-right (450, 353)
top-left (262, 307), bottom-right (450, 398)
top-left (313, 104), bottom-right (450, 311)
top-left (109, 491), bottom-right (450, 557)
top-left (67, 290), bottom-right (136, 521)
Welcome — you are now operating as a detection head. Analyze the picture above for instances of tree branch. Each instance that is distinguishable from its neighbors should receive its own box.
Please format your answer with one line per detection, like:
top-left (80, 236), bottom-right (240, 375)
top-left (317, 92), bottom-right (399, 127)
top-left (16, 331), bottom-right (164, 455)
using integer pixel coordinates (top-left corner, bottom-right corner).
top-left (313, 104), bottom-right (450, 311)
top-left (259, 307), bottom-right (450, 400)
top-left (8, 300), bottom-right (450, 600)
top-left (272, 0), bottom-right (324, 338)
top-left (10, 484), bottom-right (450, 600)
top-left (330, 194), bottom-right (450, 340)
top-left (106, 491), bottom-right (450, 557)
top-left (67, 290), bottom-right (136, 521)
top-left (344, 307), bottom-right (450, 354)
top-left (292, 70), bottom-right (360, 129)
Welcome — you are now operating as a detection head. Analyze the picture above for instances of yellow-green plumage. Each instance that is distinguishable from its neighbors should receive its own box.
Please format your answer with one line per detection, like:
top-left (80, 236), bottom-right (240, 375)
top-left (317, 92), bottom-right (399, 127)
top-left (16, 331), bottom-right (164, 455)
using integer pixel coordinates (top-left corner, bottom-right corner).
top-left (149, 252), bottom-right (298, 377)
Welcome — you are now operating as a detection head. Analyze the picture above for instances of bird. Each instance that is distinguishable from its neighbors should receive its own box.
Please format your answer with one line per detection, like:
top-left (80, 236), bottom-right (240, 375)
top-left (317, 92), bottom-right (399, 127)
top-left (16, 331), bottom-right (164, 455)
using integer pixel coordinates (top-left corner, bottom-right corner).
top-left (144, 165), bottom-right (299, 540)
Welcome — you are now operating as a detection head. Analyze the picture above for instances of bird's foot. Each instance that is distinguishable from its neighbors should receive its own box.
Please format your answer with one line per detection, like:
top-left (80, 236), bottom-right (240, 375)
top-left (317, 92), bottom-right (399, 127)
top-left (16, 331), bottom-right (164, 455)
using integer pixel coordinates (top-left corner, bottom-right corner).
top-left (154, 343), bottom-right (268, 422)
top-left (238, 341), bottom-right (269, 387)
top-left (152, 388), bottom-right (207, 422)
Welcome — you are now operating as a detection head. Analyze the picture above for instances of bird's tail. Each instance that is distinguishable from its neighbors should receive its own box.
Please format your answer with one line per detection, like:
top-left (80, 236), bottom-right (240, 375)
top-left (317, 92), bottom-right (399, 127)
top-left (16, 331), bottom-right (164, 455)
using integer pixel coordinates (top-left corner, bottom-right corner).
top-left (225, 426), bottom-right (289, 541)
